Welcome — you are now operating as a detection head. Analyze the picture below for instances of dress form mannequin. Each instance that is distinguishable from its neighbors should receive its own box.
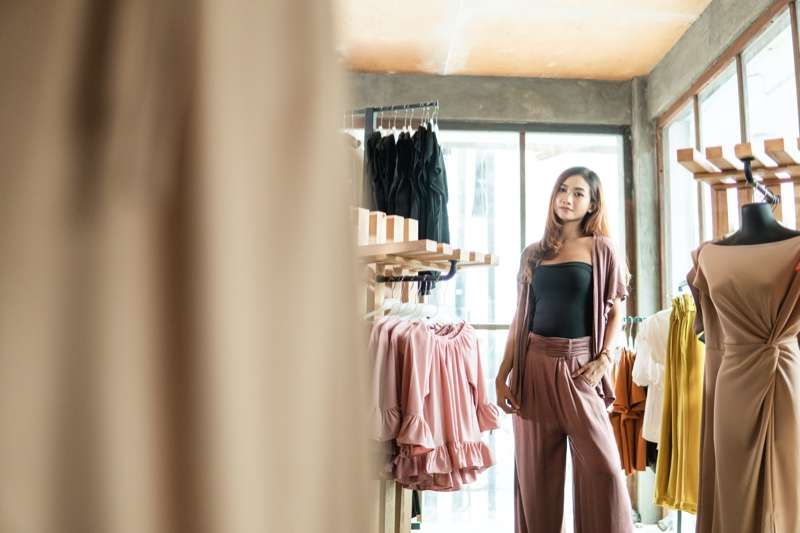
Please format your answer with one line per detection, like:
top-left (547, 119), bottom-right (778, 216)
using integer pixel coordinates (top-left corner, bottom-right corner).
top-left (715, 202), bottom-right (800, 246)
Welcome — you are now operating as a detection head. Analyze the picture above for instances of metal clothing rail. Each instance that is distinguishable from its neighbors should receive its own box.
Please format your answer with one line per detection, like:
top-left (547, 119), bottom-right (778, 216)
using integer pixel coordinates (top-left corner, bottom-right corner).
top-left (344, 100), bottom-right (439, 116)
top-left (345, 100), bottom-right (440, 148)
top-left (375, 259), bottom-right (457, 296)
top-left (741, 158), bottom-right (780, 205)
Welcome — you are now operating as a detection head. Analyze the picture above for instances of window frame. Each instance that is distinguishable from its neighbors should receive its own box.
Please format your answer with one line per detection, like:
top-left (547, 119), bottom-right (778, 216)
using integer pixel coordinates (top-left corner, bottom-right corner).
top-left (657, 0), bottom-right (800, 308)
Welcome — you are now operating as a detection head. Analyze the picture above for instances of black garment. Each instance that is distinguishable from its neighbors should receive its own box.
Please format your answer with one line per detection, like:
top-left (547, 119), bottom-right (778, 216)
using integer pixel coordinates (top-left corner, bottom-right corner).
top-left (428, 129), bottom-right (450, 244)
top-left (362, 131), bottom-right (381, 210)
top-left (647, 440), bottom-right (658, 473)
top-left (411, 125), bottom-right (427, 236)
top-left (372, 134), bottom-right (396, 213)
top-left (389, 131), bottom-right (414, 217)
top-left (529, 262), bottom-right (593, 339)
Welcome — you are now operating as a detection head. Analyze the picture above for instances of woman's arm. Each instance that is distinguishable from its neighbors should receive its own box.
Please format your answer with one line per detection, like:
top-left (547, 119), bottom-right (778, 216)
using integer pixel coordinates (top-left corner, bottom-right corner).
top-left (598, 296), bottom-right (623, 362)
top-left (495, 314), bottom-right (520, 415)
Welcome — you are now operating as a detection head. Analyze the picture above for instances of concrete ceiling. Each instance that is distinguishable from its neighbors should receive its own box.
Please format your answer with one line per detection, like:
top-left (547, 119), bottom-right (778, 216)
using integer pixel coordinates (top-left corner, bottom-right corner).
top-left (333, 0), bottom-right (714, 80)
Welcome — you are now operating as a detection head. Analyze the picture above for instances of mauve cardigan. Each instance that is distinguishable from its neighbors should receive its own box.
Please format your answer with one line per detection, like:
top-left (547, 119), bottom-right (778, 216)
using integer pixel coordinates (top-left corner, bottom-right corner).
top-left (507, 235), bottom-right (628, 408)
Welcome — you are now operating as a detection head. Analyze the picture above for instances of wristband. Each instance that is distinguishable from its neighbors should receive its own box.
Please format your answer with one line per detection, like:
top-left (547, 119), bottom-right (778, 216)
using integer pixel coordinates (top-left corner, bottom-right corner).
top-left (599, 349), bottom-right (613, 363)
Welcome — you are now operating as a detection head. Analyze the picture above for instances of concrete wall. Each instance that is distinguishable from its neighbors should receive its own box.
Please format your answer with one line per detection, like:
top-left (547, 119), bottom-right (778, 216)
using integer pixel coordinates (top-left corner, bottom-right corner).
top-left (648, 0), bottom-right (777, 120)
top-left (348, 73), bottom-right (632, 126)
top-left (630, 77), bottom-right (661, 318)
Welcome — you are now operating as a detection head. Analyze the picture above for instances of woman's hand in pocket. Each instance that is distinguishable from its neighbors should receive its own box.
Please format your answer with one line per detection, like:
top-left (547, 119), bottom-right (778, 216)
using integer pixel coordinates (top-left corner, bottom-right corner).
top-left (571, 357), bottom-right (612, 387)
top-left (496, 379), bottom-right (520, 415)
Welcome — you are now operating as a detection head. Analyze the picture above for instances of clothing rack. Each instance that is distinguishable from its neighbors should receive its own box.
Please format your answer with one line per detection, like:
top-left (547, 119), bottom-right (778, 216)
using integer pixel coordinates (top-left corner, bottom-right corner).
top-left (677, 137), bottom-right (800, 238)
top-left (354, 207), bottom-right (498, 533)
top-left (345, 100), bottom-right (440, 148)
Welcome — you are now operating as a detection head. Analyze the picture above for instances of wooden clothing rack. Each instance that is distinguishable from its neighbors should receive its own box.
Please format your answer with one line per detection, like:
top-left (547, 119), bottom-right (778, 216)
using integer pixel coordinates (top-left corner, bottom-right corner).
top-left (677, 137), bottom-right (800, 238)
top-left (354, 207), bottom-right (498, 533)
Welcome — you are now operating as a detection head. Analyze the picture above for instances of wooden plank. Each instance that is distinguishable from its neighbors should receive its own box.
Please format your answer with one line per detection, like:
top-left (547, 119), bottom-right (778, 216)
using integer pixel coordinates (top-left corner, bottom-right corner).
top-left (356, 240), bottom-right (438, 261)
top-left (677, 148), bottom-right (719, 174)
top-left (369, 211), bottom-right (387, 245)
top-left (395, 487), bottom-right (411, 533)
top-left (734, 142), bottom-right (778, 169)
top-left (404, 243), bottom-right (456, 261)
top-left (796, 184), bottom-right (800, 231)
top-left (404, 218), bottom-right (418, 242)
top-left (693, 164), bottom-right (800, 184)
top-left (355, 208), bottom-right (370, 246)
top-left (705, 146), bottom-right (743, 170)
top-left (484, 254), bottom-right (500, 266)
top-left (738, 186), bottom-right (754, 211)
top-left (385, 215), bottom-right (404, 243)
top-left (469, 251), bottom-right (486, 264)
top-left (382, 480), bottom-right (395, 533)
top-left (712, 187), bottom-right (729, 239)
top-left (764, 138), bottom-right (800, 165)
top-left (380, 256), bottom-right (454, 272)
top-left (376, 265), bottom-right (387, 312)
top-left (767, 184), bottom-right (783, 222)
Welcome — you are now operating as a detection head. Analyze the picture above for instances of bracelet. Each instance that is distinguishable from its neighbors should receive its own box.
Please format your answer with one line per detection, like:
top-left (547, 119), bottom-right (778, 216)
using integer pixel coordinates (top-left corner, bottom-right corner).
top-left (599, 349), bottom-right (613, 363)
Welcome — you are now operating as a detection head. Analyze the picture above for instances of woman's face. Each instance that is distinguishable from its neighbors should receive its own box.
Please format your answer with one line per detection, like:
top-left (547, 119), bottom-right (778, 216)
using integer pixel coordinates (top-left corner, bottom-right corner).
top-left (554, 175), bottom-right (594, 223)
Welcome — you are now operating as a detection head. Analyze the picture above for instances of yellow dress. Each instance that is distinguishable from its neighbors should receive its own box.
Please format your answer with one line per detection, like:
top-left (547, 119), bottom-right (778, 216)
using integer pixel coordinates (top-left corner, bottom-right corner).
top-left (654, 294), bottom-right (705, 513)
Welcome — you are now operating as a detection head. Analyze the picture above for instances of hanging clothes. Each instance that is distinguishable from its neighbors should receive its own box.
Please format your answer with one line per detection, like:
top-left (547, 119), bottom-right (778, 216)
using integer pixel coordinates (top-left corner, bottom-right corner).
top-left (688, 237), bottom-right (800, 533)
top-left (632, 308), bottom-right (672, 443)
top-left (372, 134), bottom-right (396, 213)
top-left (389, 131), bottom-right (414, 218)
top-left (368, 316), bottom-right (500, 492)
top-left (363, 131), bottom-right (382, 211)
top-left (359, 118), bottom-right (451, 245)
top-left (653, 294), bottom-right (705, 514)
top-left (609, 347), bottom-right (647, 475)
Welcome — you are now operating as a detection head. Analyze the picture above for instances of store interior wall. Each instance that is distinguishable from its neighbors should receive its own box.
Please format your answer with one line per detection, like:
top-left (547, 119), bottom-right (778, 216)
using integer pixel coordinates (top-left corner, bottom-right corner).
top-left (647, 0), bottom-right (777, 119)
top-left (347, 73), bottom-right (632, 125)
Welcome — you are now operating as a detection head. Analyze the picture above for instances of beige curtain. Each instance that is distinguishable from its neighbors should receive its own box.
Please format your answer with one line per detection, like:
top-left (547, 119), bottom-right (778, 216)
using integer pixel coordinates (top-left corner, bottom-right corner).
top-left (0, 1), bottom-right (369, 532)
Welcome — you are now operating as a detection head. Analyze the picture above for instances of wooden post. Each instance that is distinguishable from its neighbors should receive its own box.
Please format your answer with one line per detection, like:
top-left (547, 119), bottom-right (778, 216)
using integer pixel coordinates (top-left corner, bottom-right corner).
top-left (737, 186), bottom-right (754, 211)
top-left (795, 184), bottom-right (800, 231)
top-left (712, 186), bottom-right (730, 238)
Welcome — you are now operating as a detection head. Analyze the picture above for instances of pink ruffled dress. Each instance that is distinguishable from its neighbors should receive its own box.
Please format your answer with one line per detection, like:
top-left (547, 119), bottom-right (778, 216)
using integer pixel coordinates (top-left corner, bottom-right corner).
top-left (368, 316), bottom-right (501, 491)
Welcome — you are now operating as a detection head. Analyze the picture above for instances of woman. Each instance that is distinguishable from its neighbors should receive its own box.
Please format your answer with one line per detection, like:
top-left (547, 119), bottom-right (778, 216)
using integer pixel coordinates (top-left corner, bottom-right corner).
top-left (495, 167), bottom-right (633, 533)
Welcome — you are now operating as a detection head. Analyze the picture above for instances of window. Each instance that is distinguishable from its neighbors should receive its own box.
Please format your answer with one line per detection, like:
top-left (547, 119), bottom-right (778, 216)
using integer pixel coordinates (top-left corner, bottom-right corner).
top-left (434, 131), bottom-right (522, 326)
top-left (744, 10), bottom-right (799, 142)
top-left (699, 62), bottom-right (741, 150)
top-left (663, 105), bottom-right (698, 296)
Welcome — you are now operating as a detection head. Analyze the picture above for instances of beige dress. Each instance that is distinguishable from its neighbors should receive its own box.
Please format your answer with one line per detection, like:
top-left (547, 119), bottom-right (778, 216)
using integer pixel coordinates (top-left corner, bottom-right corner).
top-left (689, 236), bottom-right (800, 532)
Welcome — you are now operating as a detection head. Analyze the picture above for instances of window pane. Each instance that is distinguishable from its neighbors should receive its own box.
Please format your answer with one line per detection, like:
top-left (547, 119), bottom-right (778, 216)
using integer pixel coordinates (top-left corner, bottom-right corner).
top-left (699, 62), bottom-right (741, 149)
top-left (431, 131), bottom-right (521, 325)
top-left (663, 105), bottom-right (698, 295)
top-left (744, 10), bottom-right (799, 142)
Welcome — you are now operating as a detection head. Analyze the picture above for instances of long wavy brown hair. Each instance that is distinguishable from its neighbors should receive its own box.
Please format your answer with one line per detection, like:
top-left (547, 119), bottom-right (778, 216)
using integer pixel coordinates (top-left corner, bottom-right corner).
top-left (523, 167), bottom-right (611, 280)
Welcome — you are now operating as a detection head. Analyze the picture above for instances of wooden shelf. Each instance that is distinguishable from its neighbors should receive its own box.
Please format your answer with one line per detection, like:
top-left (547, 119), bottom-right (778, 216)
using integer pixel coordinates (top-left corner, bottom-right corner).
top-left (678, 138), bottom-right (800, 183)
top-left (676, 137), bottom-right (800, 239)
top-left (353, 208), bottom-right (498, 274)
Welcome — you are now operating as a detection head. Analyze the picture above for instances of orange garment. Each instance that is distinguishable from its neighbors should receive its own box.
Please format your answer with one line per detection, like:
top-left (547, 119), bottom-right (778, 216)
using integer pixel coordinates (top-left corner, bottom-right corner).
top-left (609, 348), bottom-right (647, 475)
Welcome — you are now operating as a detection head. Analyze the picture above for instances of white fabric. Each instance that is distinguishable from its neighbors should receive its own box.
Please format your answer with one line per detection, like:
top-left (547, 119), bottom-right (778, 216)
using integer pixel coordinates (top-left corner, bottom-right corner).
top-left (632, 308), bottom-right (672, 443)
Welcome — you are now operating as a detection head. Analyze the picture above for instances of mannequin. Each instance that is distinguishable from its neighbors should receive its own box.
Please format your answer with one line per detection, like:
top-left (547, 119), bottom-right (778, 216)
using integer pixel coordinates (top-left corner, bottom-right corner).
top-left (715, 201), bottom-right (800, 246)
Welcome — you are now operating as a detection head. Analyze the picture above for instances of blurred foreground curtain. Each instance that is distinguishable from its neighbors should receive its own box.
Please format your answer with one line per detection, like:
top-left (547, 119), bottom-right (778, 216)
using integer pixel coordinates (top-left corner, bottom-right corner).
top-left (0, 1), bottom-right (369, 532)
